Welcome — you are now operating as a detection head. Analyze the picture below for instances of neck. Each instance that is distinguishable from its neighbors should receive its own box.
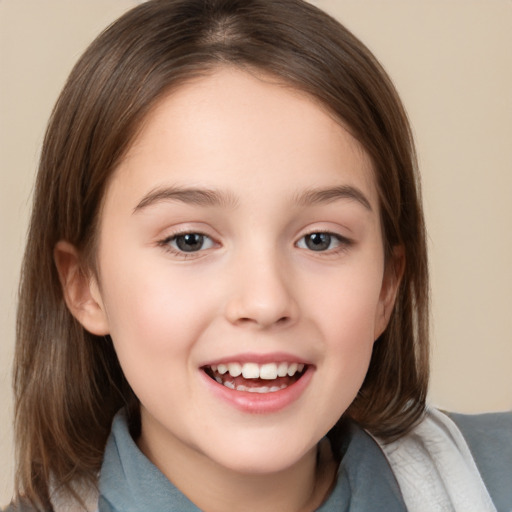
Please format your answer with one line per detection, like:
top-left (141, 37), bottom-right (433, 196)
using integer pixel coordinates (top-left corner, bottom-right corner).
top-left (138, 426), bottom-right (336, 512)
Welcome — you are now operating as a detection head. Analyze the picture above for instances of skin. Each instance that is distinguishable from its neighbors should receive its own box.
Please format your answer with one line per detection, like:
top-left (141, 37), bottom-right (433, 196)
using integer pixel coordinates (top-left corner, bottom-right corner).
top-left (56, 67), bottom-right (401, 512)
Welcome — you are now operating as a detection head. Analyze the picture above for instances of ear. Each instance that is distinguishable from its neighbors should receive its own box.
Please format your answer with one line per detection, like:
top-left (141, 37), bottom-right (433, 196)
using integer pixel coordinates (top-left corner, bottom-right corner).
top-left (374, 245), bottom-right (405, 340)
top-left (54, 241), bottom-right (110, 336)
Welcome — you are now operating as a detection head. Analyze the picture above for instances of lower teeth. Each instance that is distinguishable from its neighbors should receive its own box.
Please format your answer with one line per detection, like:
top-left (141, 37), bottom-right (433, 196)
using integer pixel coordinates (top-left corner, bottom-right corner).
top-left (216, 377), bottom-right (286, 393)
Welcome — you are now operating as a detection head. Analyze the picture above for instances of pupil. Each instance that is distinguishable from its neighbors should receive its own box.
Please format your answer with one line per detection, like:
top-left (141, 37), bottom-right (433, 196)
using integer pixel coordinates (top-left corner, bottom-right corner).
top-left (176, 233), bottom-right (204, 252)
top-left (306, 233), bottom-right (331, 251)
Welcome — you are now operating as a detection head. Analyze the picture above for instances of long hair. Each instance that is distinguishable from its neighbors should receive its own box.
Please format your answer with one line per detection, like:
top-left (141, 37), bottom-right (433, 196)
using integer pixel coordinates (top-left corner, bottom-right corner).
top-left (14, 0), bottom-right (429, 507)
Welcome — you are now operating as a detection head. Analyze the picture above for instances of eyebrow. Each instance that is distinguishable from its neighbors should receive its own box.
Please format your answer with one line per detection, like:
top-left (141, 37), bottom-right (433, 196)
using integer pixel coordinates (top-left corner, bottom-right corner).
top-left (133, 186), bottom-right (239, 213)
top-left (294, 185), bottom-right (373, 211)
top-left (133, 184), bottom-right (372, 214)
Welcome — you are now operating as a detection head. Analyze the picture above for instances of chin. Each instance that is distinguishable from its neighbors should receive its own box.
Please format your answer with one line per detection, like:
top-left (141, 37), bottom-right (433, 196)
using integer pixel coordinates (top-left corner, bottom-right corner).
top-left (197, 433), bottom-right (317, 476)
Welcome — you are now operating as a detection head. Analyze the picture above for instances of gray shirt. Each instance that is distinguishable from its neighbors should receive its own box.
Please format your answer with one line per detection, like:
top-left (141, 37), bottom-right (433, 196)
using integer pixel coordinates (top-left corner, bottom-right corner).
top-left (5, 409), bottom-right (512, 511)
top-left (97, 409), bottom-right (512, 511)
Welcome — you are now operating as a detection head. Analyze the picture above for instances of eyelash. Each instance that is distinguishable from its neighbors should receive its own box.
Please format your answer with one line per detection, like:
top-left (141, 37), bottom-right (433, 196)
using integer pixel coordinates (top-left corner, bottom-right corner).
top-left (295, 231), bottom-right (353, 255)
top-left (158, 230), bottom-right (216, 259)
top-left (158, 230), bottom-right (353, 258)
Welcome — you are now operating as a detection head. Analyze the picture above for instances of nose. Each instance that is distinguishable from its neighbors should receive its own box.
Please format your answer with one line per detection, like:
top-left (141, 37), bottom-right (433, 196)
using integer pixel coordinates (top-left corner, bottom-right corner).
top-left (224, 248), bottom-right (299, 329)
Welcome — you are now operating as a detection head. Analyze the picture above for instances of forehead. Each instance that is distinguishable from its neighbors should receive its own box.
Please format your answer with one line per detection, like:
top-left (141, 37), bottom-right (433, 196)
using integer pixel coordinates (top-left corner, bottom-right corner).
top-left (107, 67), bottom-right (378, 211)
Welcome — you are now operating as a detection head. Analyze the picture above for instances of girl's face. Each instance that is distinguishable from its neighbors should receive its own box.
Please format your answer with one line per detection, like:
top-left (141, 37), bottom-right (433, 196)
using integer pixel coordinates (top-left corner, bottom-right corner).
top-left (84, 68), bottom-right (398, 477)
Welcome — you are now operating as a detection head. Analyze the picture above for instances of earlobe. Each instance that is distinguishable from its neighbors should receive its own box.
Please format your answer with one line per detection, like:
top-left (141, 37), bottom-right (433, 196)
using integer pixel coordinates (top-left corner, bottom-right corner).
top-left (374, 245), bottom-right (405, 340)
top-left (54, 241), bottom-right (110, 336)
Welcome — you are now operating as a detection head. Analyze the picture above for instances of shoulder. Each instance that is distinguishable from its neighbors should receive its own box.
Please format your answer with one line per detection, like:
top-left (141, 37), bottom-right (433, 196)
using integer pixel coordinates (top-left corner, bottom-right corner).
top-left (374, 408), bottom-right (511, 511)
top-left (448, 410), bottom-right (512, 445)
top-left (449, 410), bottom-right (512, 510)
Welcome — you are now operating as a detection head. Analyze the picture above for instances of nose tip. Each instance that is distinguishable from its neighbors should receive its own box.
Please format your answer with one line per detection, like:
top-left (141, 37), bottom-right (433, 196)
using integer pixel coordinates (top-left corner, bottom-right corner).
top-left (224, 260), bottom-right (298, 329)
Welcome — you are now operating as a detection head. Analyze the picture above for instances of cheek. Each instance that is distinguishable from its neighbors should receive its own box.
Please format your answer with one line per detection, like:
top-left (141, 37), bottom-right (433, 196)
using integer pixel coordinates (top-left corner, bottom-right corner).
top-left (320, 293), bottom-right (377, 381)
top-left (97, 255), bottom-right (219, 391)
top-left (100, 270), bottom-right (200, 409)
top-left (302, 258), bottom-right (384, 341)
top-left (300, 259), bottom-right (384, 403)
top-left (102, 252), bottom-right (211, 337)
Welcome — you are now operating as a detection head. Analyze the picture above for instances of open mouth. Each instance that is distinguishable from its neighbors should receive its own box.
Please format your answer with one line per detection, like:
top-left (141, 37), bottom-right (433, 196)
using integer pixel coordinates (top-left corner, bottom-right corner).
top-left (202, 362), bottom-right (308, 394)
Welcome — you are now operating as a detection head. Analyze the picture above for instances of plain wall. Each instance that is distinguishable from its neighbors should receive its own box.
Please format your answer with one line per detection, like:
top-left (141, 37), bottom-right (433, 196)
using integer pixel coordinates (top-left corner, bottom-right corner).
top-left (1, 0), bottom-right (511, 504)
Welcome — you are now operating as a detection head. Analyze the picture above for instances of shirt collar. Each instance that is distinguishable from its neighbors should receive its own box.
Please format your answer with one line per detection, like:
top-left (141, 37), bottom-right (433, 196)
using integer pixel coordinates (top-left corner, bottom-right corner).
top-left (99, 409), bottom-right (406, 512)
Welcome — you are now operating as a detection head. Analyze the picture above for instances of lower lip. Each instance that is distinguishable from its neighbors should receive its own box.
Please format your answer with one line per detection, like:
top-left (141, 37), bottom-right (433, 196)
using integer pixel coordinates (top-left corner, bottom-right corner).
top-left (199, 367), bottom-right (314, 414)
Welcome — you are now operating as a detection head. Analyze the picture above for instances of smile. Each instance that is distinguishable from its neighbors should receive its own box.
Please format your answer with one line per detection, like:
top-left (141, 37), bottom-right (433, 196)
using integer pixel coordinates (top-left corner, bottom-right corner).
top-left (203, 362), bottom-right (307, 394)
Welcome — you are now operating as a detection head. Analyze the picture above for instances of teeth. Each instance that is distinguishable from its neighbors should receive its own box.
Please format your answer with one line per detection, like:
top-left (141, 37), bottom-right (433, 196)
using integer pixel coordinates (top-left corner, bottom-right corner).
top-left (253, 386), bottom-right (270, 394)
top-left (260, 363), bottom-right (278, 380)
top-left (226, 383), bottom-right (288, 393)
top-left (277, 362), bottom-right (288, 377)
top-left (241, 362), bottom-right (260, 379)
top-left (210, 361), bottom-right (306, 380)
top-left (227, 362), bottom-right (242, 377)
top-left (287, 363), bottom-right (298, 376)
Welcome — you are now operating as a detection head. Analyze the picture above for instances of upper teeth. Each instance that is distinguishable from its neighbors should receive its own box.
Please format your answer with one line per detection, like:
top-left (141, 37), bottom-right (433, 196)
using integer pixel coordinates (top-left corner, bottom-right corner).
top-left (210, 362), bottom-right (305, 380)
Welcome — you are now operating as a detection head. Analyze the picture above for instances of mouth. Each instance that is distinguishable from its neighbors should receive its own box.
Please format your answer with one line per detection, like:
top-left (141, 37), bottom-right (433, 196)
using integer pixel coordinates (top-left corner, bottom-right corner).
top-left (202, 361), bottom-right (308, 394)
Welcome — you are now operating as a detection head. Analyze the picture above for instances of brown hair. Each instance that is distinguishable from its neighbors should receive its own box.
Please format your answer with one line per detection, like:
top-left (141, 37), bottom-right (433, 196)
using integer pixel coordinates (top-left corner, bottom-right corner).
top-left (14, 0), bottom-right (429, 508)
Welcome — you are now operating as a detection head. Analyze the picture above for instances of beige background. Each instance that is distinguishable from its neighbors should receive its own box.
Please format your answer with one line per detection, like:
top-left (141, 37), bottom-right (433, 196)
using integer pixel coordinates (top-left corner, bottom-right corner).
top-left (1, 0), bottom-right (511, 504)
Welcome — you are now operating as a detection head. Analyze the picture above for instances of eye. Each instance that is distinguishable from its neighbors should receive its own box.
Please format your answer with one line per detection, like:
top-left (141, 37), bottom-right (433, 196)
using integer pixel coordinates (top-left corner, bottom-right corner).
top-left (296, 232), bottom-right (347, 252)
top-left (164, 232), bottom-right (215, 253)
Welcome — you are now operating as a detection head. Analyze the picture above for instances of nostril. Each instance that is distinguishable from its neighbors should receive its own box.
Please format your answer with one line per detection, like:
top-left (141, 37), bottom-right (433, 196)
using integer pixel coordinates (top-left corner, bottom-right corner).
top-left (235, 315), bottom-right (291, 327)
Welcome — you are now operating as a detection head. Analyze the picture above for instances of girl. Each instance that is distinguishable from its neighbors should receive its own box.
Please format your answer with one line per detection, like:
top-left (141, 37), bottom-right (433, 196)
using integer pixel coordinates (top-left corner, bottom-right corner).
top-left (6, 0), bottom-right (511, 511)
